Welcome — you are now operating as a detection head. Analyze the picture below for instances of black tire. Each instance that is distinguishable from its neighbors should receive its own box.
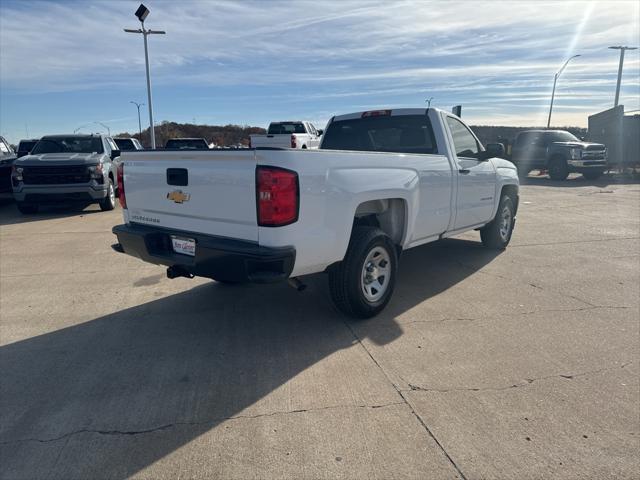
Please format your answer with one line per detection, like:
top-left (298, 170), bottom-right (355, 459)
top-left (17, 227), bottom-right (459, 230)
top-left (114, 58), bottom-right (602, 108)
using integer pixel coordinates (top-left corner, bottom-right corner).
top-left (548, 156), bottom-right (569, 181)
top-left (328, 226), bottom-right (397, 318)
top-left (480, 194), bottom-right (515, 250)
top-left (16, 202), bottom-right (38, 214)
top-left (517, 165), bottom-right (530, 180)
top-left (582, 169), bottom-right (604, 181)
top-left (99, 179), bottom-right (116, 211)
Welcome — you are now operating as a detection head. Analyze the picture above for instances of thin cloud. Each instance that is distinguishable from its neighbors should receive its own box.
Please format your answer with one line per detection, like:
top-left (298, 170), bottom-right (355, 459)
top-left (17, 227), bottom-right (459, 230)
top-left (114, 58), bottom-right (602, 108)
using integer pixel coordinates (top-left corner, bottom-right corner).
top-left (0, 0), bottom-right (638, 139)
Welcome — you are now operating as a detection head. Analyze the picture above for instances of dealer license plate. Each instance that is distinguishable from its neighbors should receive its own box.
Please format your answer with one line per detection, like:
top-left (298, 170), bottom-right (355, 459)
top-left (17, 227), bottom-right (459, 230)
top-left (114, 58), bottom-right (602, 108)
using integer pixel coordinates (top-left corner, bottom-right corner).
top-left (171, 236), bottom-right (196, 256)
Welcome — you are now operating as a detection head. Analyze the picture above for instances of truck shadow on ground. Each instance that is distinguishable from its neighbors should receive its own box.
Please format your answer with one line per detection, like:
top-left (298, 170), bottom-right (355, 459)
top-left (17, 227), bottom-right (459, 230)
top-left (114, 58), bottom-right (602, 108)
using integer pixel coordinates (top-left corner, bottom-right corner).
top-left (0, 201), bottom-right (106, 226)
top-left (0, 238), bottom-right (499, 479)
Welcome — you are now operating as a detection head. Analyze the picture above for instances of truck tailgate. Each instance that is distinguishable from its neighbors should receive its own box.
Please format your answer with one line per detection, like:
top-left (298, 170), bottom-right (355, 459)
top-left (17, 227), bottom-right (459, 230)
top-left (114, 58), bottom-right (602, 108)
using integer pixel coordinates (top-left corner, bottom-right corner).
top-left (123, 150), bottom-right (258, 241)
top-left (252, 135), bottom-right (290, 148)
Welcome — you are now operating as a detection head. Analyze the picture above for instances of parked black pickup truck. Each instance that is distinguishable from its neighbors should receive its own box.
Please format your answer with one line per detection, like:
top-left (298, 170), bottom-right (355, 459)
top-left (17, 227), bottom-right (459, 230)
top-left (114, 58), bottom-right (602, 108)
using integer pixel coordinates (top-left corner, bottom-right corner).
top-left (511, 130), bottom-right (607, 180)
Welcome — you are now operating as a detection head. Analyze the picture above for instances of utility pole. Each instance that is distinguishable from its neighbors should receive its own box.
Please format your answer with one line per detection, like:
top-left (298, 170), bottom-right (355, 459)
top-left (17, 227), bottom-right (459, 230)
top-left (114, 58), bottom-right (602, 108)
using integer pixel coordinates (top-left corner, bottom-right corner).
top-left (547, 55), bottom-right (581, 128)
top-left (124, 4), bottom-right (165, 149)
top-left (130, 101), bottom-right (145, 140)
top-left (609, 46), bottom-right (638, 107)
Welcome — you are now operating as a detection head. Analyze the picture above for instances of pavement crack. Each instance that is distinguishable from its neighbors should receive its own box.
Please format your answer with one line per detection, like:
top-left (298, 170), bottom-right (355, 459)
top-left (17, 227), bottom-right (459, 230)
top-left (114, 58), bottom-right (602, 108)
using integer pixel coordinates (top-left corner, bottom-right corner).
top-left (340, 319), bottom-right (468, 480)
top-left (520, 305), bottom-right (633, 315)
top-left (404, 362), bottom-right (633, 394)
top-left (0, 401), bottom-right (405, 446)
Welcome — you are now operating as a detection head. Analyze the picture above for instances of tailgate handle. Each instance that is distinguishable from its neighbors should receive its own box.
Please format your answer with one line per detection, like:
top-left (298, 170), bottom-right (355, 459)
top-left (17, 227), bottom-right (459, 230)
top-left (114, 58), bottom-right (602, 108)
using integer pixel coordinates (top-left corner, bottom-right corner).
top-left (167, 168), bottom-right (188, 186)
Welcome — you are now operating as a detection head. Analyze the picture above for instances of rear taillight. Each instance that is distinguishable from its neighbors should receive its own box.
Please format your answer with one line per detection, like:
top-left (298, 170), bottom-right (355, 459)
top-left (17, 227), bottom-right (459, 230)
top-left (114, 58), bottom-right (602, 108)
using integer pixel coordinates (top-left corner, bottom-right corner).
top-left (290, 135), bottom-right (297, 148)
top-left (256, 166), bottom-right (298, 227)
top-left (117, 162), bottom-right (127, 209)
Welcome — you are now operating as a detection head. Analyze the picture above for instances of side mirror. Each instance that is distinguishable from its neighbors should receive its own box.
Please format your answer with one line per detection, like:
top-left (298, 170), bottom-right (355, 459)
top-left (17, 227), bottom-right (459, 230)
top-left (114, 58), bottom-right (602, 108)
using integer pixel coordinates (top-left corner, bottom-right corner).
top-left (317, 129), bottom-right (324, 136)
top-left (110, 149), bottom-right (121, 160)
top-left (484, 143), bottom-right (505, 159)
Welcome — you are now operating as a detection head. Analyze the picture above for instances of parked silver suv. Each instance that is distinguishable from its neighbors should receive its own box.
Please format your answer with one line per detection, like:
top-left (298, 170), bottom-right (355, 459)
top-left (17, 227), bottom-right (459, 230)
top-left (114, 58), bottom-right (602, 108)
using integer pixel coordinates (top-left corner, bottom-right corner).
top-left (11, 134), bottom-right (120, 214)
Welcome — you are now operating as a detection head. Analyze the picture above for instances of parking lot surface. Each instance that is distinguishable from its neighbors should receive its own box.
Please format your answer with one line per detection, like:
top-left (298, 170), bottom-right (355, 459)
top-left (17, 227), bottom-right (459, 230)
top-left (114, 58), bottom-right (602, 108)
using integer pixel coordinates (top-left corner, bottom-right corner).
top-left (1, 175), bottom-right (639, 480)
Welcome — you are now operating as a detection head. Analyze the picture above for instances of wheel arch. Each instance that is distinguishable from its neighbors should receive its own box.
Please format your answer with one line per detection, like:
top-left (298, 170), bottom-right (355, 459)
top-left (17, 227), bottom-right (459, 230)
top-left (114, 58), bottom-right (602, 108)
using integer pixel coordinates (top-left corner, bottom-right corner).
top-left (501, 184), bottom-right (519, 215)
top-left (352, 198), bottom-right (408, 247)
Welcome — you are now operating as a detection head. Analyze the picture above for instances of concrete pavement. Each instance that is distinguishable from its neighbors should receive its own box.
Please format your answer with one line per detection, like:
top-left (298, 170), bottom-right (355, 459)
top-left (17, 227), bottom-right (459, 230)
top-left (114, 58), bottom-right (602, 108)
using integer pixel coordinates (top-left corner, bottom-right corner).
top-left (1, 174), bottom-right (638, 479)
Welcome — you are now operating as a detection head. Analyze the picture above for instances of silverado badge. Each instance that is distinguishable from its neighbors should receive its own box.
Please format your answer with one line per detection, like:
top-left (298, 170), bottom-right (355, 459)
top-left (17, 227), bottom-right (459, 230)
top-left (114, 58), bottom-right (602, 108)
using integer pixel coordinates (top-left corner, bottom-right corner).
top-left (167, 190), bottom-right (191, 204)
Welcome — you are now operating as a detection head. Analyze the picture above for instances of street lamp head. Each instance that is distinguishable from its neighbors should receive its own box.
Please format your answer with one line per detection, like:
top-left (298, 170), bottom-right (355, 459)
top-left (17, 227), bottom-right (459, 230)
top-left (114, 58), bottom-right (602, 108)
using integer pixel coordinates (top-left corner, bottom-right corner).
top-left (135, 4), bottom-right (150, 22)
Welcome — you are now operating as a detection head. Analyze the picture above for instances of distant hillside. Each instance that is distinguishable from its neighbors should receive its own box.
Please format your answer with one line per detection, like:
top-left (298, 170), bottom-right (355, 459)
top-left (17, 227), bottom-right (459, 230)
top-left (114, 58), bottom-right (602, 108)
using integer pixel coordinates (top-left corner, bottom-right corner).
top-left (116, 121), bottom-right (266, 148)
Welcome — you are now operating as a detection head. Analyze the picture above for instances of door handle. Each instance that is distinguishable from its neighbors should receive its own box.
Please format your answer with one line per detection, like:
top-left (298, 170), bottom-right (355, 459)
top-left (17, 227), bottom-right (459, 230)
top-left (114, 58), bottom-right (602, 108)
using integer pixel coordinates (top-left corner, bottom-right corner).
top-left (458, 169), bottom-right (470, 174)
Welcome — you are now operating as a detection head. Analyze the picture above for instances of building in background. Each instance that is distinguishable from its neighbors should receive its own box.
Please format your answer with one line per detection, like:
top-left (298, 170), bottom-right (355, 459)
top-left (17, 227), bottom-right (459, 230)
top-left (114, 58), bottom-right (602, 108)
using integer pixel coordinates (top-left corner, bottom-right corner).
top-left (588, 106), bottom-right (640, 167)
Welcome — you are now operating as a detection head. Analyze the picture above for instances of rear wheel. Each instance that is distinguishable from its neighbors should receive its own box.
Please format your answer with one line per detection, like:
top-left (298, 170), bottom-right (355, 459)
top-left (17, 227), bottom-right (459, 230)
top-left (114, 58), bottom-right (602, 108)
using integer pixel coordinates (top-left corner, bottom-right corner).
top-left (329, 226), bottom-right (397, 318)
top-left (548, 156), bottom-right (569, 181)
top-left (582, 169), bottom-right (604, 181)
top-left (480, 194), bottom-right (515, 249)
top-left (16, 202), bottom-right (38, 214)
top-left (99, 179), bottom-right (116, 211)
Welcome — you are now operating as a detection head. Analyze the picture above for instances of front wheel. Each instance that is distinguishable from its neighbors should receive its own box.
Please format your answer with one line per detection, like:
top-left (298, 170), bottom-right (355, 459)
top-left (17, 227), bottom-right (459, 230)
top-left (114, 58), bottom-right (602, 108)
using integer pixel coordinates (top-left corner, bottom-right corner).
top-left (516, 164), bottom-right (530, 180)
top-left (480, 195), bottom-right (515, 249)
top-left (99, 179), bottom-right (116, 211)
top-left (16, 202), bottom-right (38, 214)
top-left (329, 226), bottom-right (397, 318)
top-left (582, 169), bottom-right (604, 181)
top-left (548, 156), bottom-right (569, 181)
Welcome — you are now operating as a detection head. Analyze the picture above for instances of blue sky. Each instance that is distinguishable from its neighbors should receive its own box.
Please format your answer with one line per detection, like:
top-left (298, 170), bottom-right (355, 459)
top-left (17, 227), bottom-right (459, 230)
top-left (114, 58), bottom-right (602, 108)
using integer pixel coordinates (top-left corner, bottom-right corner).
top-left (1, 0), bottom-right (639, 144)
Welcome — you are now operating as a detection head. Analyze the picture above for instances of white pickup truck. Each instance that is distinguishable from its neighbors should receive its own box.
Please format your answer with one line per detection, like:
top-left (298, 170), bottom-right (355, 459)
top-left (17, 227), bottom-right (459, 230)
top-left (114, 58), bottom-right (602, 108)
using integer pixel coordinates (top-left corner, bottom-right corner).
top-left (112, 108), bottom-right (519, 318)
top-left (250, 121), bottom-right (322, 149)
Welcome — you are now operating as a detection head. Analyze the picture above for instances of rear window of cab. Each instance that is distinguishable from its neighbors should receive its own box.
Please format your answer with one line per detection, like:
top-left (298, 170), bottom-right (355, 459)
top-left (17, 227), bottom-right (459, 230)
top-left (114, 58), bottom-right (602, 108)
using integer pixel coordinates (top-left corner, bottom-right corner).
top-left (321, 114), bottom-right (437, 154)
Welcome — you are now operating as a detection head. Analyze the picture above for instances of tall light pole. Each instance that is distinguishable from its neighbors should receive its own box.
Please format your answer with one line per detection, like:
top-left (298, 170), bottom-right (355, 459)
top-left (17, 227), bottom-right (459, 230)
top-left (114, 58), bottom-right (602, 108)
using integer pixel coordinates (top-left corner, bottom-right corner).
top-left (130, 101), bottom-right (144, 140)
top-left (95, 122), bottom-right (111, 136)
top-left (74, 123), bottom-right (91, 134)
top-left (547, 54), bottom-right (581, 128)
top-left (425, 97), bottom-right (434, 108)
top-left (124, 4), bottom-right (165, 149)
top-left (609, 46), bottom-right (637, 107)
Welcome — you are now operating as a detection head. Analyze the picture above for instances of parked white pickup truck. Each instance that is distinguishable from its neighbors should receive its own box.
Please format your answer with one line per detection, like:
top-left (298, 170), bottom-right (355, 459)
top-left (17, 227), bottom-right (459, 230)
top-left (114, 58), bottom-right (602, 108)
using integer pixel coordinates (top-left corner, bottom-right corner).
top-left (112, 108), bottom-right (519, 317)
top-left (250, 121), bottom-right (322, 149)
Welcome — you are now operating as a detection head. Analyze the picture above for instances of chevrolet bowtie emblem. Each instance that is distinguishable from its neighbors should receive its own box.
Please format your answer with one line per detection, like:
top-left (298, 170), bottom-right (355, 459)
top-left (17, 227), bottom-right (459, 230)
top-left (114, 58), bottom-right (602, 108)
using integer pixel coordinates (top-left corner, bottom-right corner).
top-left (167, 190), bottom-right (191, 203)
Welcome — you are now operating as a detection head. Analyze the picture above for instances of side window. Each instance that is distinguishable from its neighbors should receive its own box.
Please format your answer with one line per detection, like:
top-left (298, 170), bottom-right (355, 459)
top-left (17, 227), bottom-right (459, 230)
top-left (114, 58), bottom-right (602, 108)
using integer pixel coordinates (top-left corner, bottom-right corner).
top-left (446, 117), bottom-right (480, 158)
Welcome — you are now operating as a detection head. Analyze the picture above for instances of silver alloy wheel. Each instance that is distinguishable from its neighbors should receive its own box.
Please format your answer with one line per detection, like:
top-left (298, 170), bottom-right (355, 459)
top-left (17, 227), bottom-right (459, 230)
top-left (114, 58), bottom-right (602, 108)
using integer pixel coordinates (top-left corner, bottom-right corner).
top-left (109, 183), bottom-right (115, 206)
top-left (499, 205), bottom-right (512, 242)
top-left (361, 245), bottom-right (391, 302)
